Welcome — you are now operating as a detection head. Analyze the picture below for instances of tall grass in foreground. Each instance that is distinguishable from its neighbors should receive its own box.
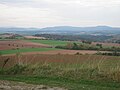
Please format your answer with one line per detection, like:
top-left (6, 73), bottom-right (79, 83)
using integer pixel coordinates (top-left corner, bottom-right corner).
top-left (0, 54), bottom-right (120, 90)
top-left (0, 54), bottom-right (120, 82)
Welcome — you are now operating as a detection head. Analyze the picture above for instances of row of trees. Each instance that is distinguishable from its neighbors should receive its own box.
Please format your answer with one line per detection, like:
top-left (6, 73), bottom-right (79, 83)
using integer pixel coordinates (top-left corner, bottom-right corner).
top-left (55, 42), bottom-right (120, 52)
top-left (96, 51), bottom-right (120, 56)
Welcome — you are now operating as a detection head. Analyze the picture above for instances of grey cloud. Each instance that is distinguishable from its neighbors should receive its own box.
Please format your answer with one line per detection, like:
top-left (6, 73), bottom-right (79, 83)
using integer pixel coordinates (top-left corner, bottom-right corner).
top-left (0, 0), bottom-right (31, 3)
top-left (0, 0), bottom-right (120, 27)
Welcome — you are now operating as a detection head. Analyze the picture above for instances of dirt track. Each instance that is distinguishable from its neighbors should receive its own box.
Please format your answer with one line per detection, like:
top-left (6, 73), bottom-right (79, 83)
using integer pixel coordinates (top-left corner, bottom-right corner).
top-left (0, 80), bottom-right (67, 90)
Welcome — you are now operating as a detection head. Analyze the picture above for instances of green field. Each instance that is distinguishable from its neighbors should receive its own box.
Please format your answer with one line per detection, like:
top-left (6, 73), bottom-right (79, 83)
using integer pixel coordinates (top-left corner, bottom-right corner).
top-left (26, 40), bottom-right (73, 46)
top-left (0, 75), bottom-right (120, 90)
top-left (0, 48), bottom-right (59, 55)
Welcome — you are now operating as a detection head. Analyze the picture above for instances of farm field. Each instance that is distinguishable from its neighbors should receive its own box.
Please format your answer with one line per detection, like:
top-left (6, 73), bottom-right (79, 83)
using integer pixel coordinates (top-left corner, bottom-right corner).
top-left (0, 48), bottom-right (59, 55)
top-left (24, 36), bottom-right (46, 39)
top-left (0, 49), bottom-right (109, 55)
top-left (0, 54), bottom-right (120, 90)
top-left (0, 39), bottom-right (108, 55)
top-left (16, 50), bottom-right (109, 55)
top-left (26, 39), bottom-right (72, 46)
top-left (0, 39), bottom-right (120, 90)
top-left (0, 39), bottom-right (119, 51)
top-left (0, 40), bottom-right (51, 50)
top-left (27, 39), bottom-right (120, 47)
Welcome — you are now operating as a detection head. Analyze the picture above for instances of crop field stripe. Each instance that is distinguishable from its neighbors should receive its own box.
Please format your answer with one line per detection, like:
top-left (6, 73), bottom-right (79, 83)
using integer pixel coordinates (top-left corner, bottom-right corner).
top-left (26, 40), bottom-right (81, 46)
top-left (0, 48), bottom-right (59, 55)
top-left (26, 40), bottom-right (68, 46)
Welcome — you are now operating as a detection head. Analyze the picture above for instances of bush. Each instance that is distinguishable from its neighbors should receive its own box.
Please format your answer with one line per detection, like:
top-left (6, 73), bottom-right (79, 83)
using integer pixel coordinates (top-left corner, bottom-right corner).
top-left (7, 64), bottom-right (27, 75)
top-left (0, 68), bottom-right (5, 75)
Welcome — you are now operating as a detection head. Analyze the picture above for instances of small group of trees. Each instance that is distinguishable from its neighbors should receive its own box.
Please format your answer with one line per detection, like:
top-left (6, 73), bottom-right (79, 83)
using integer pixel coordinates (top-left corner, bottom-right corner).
top-left (82, 40), bottom-right (92, 44)
top-left (115, 40), bottom-right (120, 44)
top-left (96, 43), bottom-right (103, 48)
top-left (56, 42), bottom-right (99, 50)
top-left (5, 35), bottom-right (16, 39)
top-left (96, 51), bottom-right (120, 56)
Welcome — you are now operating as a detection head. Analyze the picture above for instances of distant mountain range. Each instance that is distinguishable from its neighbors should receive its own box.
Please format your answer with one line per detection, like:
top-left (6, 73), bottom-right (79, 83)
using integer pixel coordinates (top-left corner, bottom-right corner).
top-left (0, 26), bottom-right (120, 35)
top-left (41, 26), bottom-right (119, 31)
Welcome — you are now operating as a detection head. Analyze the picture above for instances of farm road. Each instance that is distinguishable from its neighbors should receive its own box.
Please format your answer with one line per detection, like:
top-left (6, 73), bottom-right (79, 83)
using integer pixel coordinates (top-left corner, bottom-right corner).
top-left (0, 80), bottom-right (67, 90)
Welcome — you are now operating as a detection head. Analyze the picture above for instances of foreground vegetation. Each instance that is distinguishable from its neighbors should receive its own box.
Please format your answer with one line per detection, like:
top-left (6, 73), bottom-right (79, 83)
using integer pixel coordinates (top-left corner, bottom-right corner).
top-left (0, 54), bottom-right (120, 90)
top-left (0, 75), bottom-right (120, 90)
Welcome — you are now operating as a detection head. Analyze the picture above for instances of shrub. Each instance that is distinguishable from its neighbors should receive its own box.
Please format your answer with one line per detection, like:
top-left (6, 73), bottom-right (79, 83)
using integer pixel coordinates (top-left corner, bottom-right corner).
top-left (7, 64), bottom-right (27, 75)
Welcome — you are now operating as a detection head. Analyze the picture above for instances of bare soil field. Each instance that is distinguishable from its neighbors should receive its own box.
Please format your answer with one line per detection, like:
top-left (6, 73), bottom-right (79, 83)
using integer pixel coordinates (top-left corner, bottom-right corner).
top-left (24, 36), bottom-right (46, 39)
top-left (0, 80), bottom-right (66, 90)
top-left (0, 40), bottom-right (51, 50)
top-left (0, 34), bottom-right (13, 38)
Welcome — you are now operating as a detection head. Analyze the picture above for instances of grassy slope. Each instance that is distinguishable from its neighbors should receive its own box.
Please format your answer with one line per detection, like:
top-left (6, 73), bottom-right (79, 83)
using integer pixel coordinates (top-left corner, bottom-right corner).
top-left (0, 54), bottom-right (120, 90)
top-left (0, 48), bottom-right (59, 55)
top-left (0, 56), bottom-right (120, 90)
top-left (0, 75), bottom-right (120, 90)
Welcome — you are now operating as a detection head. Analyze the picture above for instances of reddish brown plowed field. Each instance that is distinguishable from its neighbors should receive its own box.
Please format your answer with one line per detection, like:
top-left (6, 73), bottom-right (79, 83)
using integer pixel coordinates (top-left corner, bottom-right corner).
top-left (0, 54), bottom-right (119, 68)
top-left (0, 40), bottom-right (51, 50)
top-left (24, 36), bottom-right (46, 39)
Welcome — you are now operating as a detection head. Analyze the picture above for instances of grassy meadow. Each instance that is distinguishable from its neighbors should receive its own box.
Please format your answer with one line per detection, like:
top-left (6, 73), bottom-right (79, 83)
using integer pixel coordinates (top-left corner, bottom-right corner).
top-left (26, 40), bottom-right (68, 46)
top-left (0, 48), bottom-right (59, 55)
top-left (0, 54), bottom-right (120, 90)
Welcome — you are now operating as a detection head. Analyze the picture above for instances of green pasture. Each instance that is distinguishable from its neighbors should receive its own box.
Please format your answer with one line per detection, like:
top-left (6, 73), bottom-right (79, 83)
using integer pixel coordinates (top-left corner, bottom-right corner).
top-left (0, 48), bottom-right (59, 55)
top-left (26, 40), bottom-right (81, 46)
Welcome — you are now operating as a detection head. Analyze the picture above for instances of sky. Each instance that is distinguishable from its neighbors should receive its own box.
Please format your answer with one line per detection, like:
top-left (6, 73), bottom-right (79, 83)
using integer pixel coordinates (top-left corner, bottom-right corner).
top-left (0, 0), bottom-right (120, 28)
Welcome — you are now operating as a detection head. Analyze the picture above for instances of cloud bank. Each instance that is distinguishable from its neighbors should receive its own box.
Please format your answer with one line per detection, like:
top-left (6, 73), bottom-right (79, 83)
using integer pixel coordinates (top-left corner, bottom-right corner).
top-left (0, 0), bottom-right (120, 27)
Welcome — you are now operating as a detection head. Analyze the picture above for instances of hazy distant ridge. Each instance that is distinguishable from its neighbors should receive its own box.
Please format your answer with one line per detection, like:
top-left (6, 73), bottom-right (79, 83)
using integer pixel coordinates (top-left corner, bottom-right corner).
top-left (0, 26), bottom-right (120, 35)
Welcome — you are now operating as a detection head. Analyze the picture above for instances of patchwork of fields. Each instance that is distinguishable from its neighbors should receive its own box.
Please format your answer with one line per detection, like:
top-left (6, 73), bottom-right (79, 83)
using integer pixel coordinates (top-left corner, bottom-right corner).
top-left (0, 39), bottom-right (118, 55)
top-left (0, 39), bottom-right (120, 90)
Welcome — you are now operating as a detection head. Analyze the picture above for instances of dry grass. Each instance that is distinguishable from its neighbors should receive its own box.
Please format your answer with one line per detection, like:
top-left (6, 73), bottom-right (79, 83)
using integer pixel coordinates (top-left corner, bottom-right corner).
top-left (0, 54), bottom-right (120, 82)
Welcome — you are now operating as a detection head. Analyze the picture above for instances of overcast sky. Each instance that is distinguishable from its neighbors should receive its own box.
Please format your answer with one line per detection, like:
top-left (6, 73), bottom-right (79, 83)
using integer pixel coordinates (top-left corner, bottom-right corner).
top-left (0, 0), bottom-right (120, 28)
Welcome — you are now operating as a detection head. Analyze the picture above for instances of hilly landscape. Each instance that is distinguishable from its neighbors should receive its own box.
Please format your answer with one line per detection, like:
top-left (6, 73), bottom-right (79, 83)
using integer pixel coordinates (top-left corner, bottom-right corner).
top-left (0, 26), bottom-right (120, 90)
top-left (0, 0), bottom-right (120, 90)
top-left (0, 26), bottom-right (120, 35)
top-left (0, 26), bottom-right (120, 43)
